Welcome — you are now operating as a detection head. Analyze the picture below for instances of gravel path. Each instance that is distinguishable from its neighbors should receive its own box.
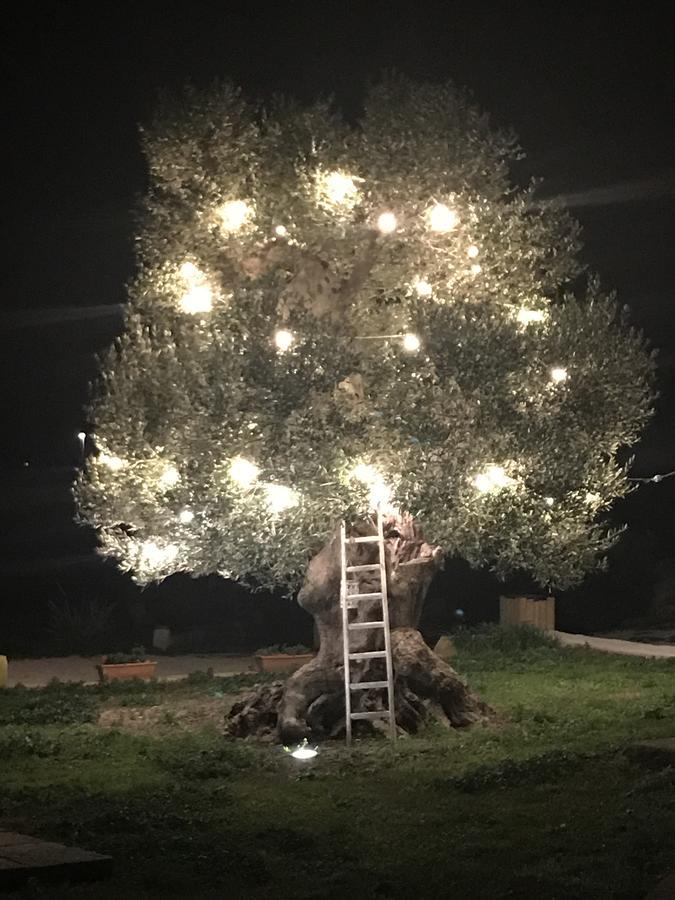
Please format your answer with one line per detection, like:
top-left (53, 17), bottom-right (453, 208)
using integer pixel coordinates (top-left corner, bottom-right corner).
top-left (5, 654), bottom-right (257, 687)
top-left (555, 631), bottom-right (675, 659)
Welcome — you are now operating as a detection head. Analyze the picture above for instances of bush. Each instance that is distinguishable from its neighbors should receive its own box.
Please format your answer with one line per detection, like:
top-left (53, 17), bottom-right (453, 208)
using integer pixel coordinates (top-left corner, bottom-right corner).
top-left (102, 646), bottom-right (148, 665)
top-left (452, 624), bottom-right (560, 657)
top-left (46, 590), bottom-right (118, 655)
top-left (0, 682), bottom-right (98, 726)
top-left (255, 643), bottom-right (312, 655)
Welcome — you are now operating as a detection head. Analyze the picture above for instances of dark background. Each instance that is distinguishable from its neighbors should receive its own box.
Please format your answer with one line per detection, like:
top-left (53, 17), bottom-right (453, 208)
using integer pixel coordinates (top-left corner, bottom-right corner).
top-left (2, 2), bottom-right (674, 655)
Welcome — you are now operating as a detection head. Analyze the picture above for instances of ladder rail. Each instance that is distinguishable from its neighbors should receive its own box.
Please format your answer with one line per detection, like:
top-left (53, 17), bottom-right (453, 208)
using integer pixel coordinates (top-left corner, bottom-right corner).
top-left (340, 522), bottom-right (353, 746)
top-left (377, 507), bottom-right (397, 740)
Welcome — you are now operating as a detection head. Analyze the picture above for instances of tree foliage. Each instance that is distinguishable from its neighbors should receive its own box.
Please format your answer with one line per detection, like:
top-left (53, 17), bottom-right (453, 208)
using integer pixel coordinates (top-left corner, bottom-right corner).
top-left (75, 76), bottom-right (655, 592)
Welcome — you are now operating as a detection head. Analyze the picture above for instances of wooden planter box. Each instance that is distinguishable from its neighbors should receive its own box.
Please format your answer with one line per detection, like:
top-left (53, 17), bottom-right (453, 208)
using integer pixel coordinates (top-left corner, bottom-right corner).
top-left (96, 661), bottom-right (157, 683)
top-left (500, 595), bottom-right (555, 631)
top-left (255, 654), bottom-right (314, 674)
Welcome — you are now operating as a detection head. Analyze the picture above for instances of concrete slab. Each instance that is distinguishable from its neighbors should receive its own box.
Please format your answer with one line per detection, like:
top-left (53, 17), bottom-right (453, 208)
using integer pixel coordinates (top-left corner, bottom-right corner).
top-left (0, 832), bottom-right (111, 888)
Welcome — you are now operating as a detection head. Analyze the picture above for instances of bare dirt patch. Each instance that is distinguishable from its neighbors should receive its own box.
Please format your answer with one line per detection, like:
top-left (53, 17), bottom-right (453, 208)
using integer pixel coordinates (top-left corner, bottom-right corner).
top-left (98, 695), bottom-right (241, 733)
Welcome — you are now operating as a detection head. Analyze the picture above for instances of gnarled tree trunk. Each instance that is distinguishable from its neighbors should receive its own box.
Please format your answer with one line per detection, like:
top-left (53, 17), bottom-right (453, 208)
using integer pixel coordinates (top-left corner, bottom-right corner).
top-left (227, 513), bottom-right (492, 742)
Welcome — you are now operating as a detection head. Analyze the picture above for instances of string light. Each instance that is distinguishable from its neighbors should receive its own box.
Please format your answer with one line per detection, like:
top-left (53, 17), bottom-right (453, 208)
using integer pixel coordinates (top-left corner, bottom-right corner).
top-left (99, 453), bottom-right (124, 471)
top-left (180, 285), bottom-right (213, 314)
top-left (178, 509), bottom-right (194, 524)
top-left (179, 261), bottom-right (200, 281)
top-left (402, 333), bottom-right (421, 352)
top-left (320, 170), bottom-right (360, 206)
top-left (229, 457), bottom-right (260, 487)
top-left (467, 245), bottom-right (480, 258)
top-left (274, 225), bottom-right (288, 237)
top-left (265, 483), bottom-right (299, 513)
top-left (470, 263), bottom-right (482, 275)
top-left (550, 367), bottom-right (568, 384)
top-left (350, 463), bottom-right (395, 511)
top-left (158, 465), bottom-right (180, 488)
top-left (427, 203), bottom-right (458, 232)
top-left (275, 329), bottom-right (294, 352)
top-left (517, 308), bottom-right (546, 325)
top-left (140, 540), bottom-right (178, 569)
top-left (217, 200), bottom-right (252, 232)
top-left (473, 465), bottom-right (515, 493)
top-left (413, 278), bottom-right (433, 297)
top-left (377, 211), bottom-right (398, 234)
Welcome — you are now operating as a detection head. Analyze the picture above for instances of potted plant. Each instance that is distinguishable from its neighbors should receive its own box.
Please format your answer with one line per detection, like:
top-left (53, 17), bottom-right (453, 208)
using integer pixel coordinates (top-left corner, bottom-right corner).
top-left (96, 646), bottom-right (157, 682)
top-left (254, 644), bottom-right (314, 674)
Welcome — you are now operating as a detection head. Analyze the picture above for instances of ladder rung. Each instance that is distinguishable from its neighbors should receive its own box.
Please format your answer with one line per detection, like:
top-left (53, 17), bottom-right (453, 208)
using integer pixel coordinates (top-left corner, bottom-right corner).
top-left (350, 681), bottom-right (389, 690)
top-left (350, 710), bottom-right (391, 721)
top-left (349, 650), bottom-right (387, 660)
top-left (348, 621), bottom-right (385, 630)
top-left (346, 592), bottom-right (382, 601)
top-left (347, 535), bottom-right (380, 544)
top-left (346, 564), bottom-right (381, 573)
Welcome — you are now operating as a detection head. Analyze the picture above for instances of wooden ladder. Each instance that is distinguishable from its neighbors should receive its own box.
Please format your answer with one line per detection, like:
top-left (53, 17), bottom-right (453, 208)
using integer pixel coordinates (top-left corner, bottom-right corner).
top-left (340, 507), bottom-right (396, 745)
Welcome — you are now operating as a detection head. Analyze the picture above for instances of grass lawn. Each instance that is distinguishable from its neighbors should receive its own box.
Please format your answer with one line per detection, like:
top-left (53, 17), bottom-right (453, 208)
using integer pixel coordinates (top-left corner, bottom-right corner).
top-left (1, 627), bottom-right (674, 898)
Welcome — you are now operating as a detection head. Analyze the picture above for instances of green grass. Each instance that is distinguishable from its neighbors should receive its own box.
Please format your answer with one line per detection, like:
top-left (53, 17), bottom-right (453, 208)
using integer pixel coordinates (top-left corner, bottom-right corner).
top-left (1, 629), bottom-right (674, 898)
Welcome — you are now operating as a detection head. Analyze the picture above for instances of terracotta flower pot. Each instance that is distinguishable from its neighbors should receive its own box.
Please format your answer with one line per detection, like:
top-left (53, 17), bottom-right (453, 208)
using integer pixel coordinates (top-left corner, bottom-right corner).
top-left (96, 660), bottom-right (157, 682)
top-left (255, 653), bottom-right (314, 674)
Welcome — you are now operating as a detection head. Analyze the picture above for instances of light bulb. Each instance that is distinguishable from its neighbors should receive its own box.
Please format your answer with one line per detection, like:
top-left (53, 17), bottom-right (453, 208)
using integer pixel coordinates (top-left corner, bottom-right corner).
top-left (517, 308), bottom-right (546, 325)
top-left (274, 329), bottom-right (294, 352)
top-left (77, 431), bottom-right (86, 442)
top-left (158, 465), bottom-right (180, 488)
top-left (544, 497), bottom-right (554, 507)
top-left (99, 453), bottom-right (124, 472)
top-left (180, 285), bottom-right (213, 314)
top-left (178, 509), bottom-right (194, 524)
top-left (467, 245), bottom-right (480, 258)
top-left (274, 225), bottom-right (287, 237)
top-left (179, 261), bottom-right (201, 282)
top-left (473, 465), bottom-right (514, 493)
top-left (550, 367), bottom-right (568, 384)
top-left (217, 200), bottom-right (252, 232)
top-left (321, 170), bottom-right (360, 205)
top-left (377, 211), bottom-right (397, 234)
top-left (265, 483), bottom-right (299, 513)
top-left (402, 333), bottom-right (420, 352)
top-left (470, 263), bottom-right (482, 275)
top-left (427, 203), bottom-right (458, 233)
top-left (140, 540), bottom-right (178, 569)
top-left (414, 278), bottom-right (433, 297)
top-left (229, 457), bottom-right (259, 487)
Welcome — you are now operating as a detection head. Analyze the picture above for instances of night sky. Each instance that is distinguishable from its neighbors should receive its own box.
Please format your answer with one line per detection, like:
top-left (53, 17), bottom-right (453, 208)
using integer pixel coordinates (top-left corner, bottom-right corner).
top-left (2, 3), bottom-right (674, 603)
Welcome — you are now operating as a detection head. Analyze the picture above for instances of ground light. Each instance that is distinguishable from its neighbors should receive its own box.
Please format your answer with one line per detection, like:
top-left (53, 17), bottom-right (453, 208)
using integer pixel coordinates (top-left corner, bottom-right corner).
top-left (285, 739), bottom-right (319, 760)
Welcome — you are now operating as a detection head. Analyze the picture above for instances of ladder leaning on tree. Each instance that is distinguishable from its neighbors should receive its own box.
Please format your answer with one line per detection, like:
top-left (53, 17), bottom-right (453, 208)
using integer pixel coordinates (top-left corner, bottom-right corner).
top-left (340, 507), bottom-right (397, 745)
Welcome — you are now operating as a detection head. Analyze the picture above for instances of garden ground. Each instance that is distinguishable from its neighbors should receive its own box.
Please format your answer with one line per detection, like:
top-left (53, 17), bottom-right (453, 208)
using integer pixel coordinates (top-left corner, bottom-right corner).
top-left (1, 627), bottom-right (674, 898)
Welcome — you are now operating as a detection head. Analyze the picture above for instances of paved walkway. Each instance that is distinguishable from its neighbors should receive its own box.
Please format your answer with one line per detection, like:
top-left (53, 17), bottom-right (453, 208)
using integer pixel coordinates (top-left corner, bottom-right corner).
top-left (5, 654), bottom-right (257, 688)
top-left (555, 631), bottom-right (675, 659)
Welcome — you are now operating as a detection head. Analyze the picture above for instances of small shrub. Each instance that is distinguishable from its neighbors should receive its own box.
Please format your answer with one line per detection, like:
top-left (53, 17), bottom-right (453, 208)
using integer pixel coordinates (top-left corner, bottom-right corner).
top-left (102, 646), bottom-right (148, 664)
top-left (255, 643), bottom-right (312, 655)
top-left (453, 624), bottom-right (560, 657)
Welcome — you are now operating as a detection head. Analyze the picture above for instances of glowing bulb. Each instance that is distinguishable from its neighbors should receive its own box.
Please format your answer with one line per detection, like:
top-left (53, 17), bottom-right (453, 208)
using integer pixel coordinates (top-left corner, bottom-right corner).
top-left (99, 453), bottom-right (124, 472)
top-left (350, 463), bottom-right (395, 512)
top-left (473, 465), bottom-right (514, 493)
top-left (321, 170), bottom-right (360, 205)
top-left (544, 497), bottom-right (554, 507)
top-left (402, 333), bottom-right (420, 352)
top-left (414, 278), bottom-right (433, 297)
top-left (585, 491), bottom-right (601, 505)
top-left (229, 457), bottom-right (259, 487)
top-left (470, 263), bottom-right (482, 275)
top-left (517, 308), bottom-right (546, 325)
top-left (179, 261), bottom-right (200, 282)
top-left (274, 225), bottom-right (287, 237)
top-left (377, 211), bottom-right (397, 234)
top-left (77, 432), bottom-right (86, 442)
top-left (427, 203), bottom-right (458, 232)
top-left (178, 509), bottom-right (194, 524)
top-left (274, 329), bottom-right (294, 352)
top-left (180, 285), bottom-right (213, 314)
top-left (158, 465), bottom-right (180, 488)
top-left (140, 540), bottom-right (178, 569)
top-left (550, 367), bottom-right (568, 384)
top-left (217, 200), bottom-right (252, 232)
top-left (265, 483), bottom-right (299, 513)
top-left (467, 245), bottom-right (480, 259)
top-left (290, 745), bottom-right (318, 760)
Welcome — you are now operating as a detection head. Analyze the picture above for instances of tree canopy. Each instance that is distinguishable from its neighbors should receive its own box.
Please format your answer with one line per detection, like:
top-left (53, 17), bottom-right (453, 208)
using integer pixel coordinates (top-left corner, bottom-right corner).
top-left (75, 76), bottom-right (655, 592)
